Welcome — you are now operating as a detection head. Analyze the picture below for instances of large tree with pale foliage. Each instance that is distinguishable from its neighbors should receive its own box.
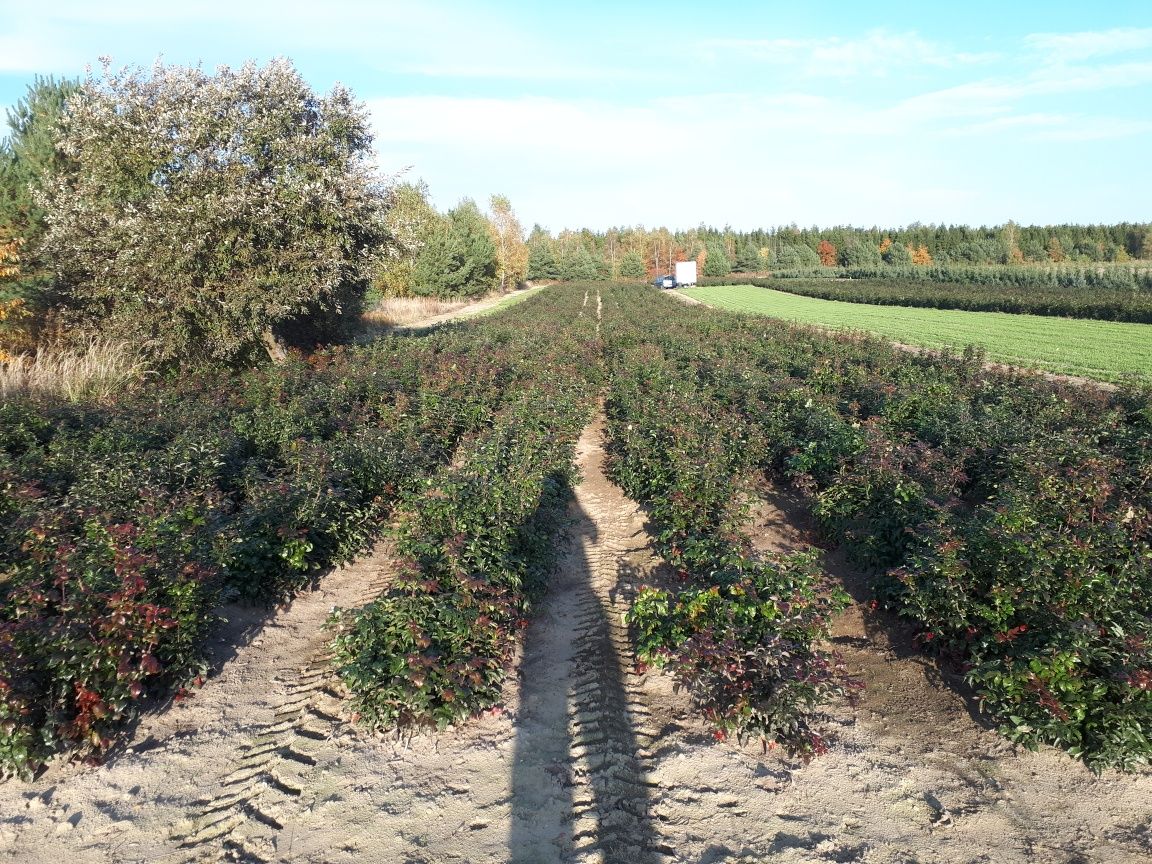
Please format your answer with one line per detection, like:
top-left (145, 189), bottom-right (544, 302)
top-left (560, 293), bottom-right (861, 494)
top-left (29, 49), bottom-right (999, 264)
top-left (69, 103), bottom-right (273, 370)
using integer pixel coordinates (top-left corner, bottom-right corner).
top-left (38, 59), bottom-right (392, 365)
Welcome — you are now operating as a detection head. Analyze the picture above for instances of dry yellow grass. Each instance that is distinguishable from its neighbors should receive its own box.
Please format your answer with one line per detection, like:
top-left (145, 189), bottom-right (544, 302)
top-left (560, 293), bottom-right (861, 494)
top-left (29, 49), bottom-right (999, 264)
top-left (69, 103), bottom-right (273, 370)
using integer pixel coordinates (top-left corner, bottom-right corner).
top-left (362, 296), bottom-right (470, 328)
top-left (0, 338), bottom-right (156, 402)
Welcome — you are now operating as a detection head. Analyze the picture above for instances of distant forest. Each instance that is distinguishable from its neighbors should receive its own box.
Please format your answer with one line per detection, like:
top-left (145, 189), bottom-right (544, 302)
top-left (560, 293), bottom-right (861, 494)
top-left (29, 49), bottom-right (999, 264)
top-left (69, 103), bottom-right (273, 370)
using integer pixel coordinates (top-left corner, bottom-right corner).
top-left (524, 222), bottom-right (1152, 281)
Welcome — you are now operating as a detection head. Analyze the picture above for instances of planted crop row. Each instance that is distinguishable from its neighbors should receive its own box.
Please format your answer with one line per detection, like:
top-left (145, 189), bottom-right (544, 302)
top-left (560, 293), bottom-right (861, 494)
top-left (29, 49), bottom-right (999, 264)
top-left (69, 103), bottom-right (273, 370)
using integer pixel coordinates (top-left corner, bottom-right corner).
top-left (612, 283), bottom-right (1151, 771)
top-left (0, 326), bottom-right (536, 777)
top-left (701, 269), bottom-right (1152, 323)
top-left (603, 330), bottom-right (848, 756)
top-left (330, 288), bottom-right (599, 730)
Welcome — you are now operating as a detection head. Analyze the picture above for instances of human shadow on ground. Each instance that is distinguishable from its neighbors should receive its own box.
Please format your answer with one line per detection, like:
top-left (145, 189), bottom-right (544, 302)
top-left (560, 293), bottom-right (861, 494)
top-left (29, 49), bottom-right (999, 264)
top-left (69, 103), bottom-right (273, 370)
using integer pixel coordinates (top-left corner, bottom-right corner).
top-left (508, 495), bottom-right (663, 863)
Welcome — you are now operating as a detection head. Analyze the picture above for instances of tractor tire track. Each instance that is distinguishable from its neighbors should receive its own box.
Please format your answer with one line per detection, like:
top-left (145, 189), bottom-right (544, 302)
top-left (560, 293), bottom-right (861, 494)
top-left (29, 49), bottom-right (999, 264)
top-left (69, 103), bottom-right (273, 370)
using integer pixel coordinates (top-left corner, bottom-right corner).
top-left (558, 416), bottom-right (670, 862)
top-left (165, 553), bottom-right (395, 862)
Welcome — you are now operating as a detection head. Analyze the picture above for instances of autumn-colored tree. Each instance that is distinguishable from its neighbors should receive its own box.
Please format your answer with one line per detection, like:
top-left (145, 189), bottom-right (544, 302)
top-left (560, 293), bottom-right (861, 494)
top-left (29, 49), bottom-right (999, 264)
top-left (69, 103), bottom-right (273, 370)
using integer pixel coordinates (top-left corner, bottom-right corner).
top-left (910, 244), bottom-right (933, 265)
top-left (487, 194), bottom-right (528, 291)
top-left (0, 234), bottom-right (20, 280)
top-left (817, 239), bottom-right (838, 267)
top-left (879, 237), bottom-right (893, 256)
top-left (1047, 236), bottom-right (1066, 263)
top-left (0, 235), bottom-right (30, 357)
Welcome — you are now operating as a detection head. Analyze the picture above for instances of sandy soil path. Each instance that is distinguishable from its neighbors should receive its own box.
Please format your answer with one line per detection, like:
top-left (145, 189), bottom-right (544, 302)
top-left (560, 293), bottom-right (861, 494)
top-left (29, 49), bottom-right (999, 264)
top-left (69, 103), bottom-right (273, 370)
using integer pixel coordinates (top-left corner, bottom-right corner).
top-left (1, 417), bottom-right (1149, 863)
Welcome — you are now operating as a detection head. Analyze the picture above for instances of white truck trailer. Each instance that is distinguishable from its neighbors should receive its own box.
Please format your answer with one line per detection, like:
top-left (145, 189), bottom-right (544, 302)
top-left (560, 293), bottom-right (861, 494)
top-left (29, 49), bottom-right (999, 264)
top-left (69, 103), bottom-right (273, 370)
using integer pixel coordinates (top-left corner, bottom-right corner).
top-left (674, 260), bottom-right (698, 287)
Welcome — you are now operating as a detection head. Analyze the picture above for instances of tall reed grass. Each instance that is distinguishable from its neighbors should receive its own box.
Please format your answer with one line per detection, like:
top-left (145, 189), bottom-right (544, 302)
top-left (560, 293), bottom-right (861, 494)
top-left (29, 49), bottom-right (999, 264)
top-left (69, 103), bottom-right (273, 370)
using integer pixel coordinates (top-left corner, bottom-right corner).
top-left (0, 338), bottom-right (155, 402)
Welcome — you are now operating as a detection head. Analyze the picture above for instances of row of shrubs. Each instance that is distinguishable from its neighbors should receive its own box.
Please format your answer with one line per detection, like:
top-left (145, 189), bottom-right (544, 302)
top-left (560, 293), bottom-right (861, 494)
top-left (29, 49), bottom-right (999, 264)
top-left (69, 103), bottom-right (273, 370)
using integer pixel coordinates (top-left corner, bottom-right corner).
top-left (623, 283), bottom-right (1150, 771)
top-left (700, 265), bottom-right (1152, 323)
top-left (329, 288), bottom-right (601, 729)
top-left (603, 333), bottom-right (849, 756)
top-left (4, 278), bottom-right (1148, 777)
top-left (330, 384), bottom-right (593, 729)
top-left (0, 324), bottom-right (541, 776)
top-left (757, 262), bottom-right (1152, 290)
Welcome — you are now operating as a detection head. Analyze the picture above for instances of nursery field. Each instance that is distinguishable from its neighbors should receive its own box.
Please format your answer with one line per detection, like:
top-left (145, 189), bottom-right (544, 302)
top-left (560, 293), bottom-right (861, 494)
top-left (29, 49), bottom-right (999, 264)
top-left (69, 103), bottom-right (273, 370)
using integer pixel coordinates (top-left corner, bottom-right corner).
top-left (682, 284), bottom-right (1152, 383)
top-left (1, 284), bottom-right (1150, 862)
top-left (704, 268), bottom-right (1152, 323)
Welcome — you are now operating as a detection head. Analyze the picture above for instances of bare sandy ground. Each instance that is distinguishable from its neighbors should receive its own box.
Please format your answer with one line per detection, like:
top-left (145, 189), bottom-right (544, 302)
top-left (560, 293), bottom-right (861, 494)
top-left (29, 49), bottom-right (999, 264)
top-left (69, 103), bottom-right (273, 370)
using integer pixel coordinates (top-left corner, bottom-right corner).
top-left (1, 417), bottom-right (1149, 863)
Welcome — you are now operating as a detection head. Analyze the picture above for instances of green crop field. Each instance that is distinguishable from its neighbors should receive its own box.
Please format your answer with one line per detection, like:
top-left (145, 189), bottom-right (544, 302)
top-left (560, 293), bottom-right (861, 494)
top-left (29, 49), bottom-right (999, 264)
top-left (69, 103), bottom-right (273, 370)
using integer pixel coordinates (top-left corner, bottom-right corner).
top-left (682, 284), bottom-right (1152, 383)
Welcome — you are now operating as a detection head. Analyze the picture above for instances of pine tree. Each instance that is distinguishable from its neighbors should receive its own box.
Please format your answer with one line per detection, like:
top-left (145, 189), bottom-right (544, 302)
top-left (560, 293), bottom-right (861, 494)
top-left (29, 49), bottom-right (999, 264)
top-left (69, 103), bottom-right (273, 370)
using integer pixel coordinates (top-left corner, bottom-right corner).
top-left (619, 249), bottom-right (646, 279)
top-left (412, 199), bottom-right (498, 298)
top-left (0, 76), bottom-right (79, 306)
top-left (702, 242), bottom-right (731, 277)
top-left (733, 244), bottom-right (762, 273)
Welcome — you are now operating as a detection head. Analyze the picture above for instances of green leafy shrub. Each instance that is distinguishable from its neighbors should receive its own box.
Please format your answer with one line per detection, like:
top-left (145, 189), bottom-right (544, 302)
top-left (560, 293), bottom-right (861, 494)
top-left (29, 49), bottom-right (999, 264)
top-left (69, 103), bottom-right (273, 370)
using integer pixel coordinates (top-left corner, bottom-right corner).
top-left (331, 384), bottom-right (592, 730)
top-left (630, 553), bottom-right (848, 755)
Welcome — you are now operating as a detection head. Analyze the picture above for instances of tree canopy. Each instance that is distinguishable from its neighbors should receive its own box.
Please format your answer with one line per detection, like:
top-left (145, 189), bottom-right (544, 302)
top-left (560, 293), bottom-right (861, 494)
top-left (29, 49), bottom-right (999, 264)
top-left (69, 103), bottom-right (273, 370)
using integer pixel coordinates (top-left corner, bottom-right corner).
top-left (0, 75), bottom-right (79, 306)
top-left (37, 59), bottom-right (391, 364)
top-left (412, 199), bottom-right (498, 298)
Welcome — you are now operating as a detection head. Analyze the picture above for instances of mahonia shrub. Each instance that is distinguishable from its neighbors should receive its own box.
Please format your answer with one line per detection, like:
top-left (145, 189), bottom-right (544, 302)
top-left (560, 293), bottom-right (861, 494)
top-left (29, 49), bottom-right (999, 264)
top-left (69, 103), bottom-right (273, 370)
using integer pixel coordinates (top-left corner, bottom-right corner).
top-left (602, 281), bottom-right (1151, 770)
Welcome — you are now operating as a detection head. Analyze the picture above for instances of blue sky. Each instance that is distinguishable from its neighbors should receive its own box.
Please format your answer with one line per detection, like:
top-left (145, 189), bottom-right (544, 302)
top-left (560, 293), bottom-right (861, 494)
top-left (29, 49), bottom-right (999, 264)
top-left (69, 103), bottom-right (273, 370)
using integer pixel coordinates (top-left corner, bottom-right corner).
top-left (2, 0), bottom-right (1150, 231)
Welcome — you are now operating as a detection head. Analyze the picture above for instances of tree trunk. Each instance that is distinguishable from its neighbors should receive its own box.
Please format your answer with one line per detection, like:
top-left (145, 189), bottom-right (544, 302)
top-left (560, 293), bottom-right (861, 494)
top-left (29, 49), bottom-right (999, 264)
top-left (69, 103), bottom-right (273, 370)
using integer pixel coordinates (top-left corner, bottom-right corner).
top-left (262, 328), bottom-right (288, 363)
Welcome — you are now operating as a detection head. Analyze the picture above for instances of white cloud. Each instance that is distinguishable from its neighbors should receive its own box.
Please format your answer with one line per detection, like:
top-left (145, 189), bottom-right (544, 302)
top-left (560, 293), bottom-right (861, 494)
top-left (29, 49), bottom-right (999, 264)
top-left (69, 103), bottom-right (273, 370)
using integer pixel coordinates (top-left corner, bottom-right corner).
top-left (0, 1), bottom-right (530, 78)
top-left (400, 61), bottom-right (633, 81)
top-left (364, 81), bottom-right (1152, 231)
top-left (703, 30), bottom-right (993, 78)
top-left (0, 25), bottom-right (83, 73)
top-left (944, 112), bottom-right (1152, 141)
top-left (1026, 27), bottom-right (1152, 62)
top-left (891, 60), bottom-right (1152, 124)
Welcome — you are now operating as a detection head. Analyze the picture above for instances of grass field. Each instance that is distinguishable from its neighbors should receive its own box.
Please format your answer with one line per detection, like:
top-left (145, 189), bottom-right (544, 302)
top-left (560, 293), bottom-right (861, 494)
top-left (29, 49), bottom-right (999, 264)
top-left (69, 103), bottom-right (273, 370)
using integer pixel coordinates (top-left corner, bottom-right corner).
top-left (466, 284), bottom-right (548, 318)
top-left (682, 284), bottom-right (1152, 383)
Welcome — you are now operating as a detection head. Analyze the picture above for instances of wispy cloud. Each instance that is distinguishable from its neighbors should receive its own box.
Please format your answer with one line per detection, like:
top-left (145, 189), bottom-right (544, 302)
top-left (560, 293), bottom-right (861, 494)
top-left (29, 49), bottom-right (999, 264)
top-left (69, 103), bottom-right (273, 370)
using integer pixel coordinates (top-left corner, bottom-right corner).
top-left (948, 112), bottom-right (1152, 142)
top-left (0, 25), bottom-right (84, 73)
top-left (1026, 27), bottom-right (1152, 62)
top-left (894, 60), bottom-right (1152, 122)
top-left (703, 30), bottom-right (993, 78)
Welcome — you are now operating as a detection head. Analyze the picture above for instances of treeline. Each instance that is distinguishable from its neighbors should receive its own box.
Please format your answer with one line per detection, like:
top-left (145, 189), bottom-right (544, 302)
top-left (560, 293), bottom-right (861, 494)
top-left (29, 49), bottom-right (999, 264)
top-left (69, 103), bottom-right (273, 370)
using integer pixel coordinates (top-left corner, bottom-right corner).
top-left (524, 222), bottom-right (1152, 282)
top-left (0, 64), bottom-right (529, 367)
